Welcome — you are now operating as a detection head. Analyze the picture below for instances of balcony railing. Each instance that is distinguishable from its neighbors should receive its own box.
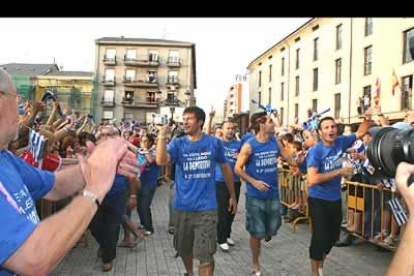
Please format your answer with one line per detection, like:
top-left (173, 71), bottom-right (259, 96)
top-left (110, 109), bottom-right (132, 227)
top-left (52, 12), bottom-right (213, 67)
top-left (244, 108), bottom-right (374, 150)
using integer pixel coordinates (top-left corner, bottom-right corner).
top-left (166, 78), bottom-right (180, 89)
top-left (122, 77), bottom-right (158, 88)
top-left (125, 57), bottom-right (159, 67)
top-left (103, 55), bottom-right (117, 65)
top-left (167, 57), bottom-right (181, 67)
top-left (100, 97), bottom-right (115, 107)
top-left (123, 56), bottom-right (140, 66)
top-left (102, 77), bottom-right (116, 86)
top-left (121, 97), bottom-right (158, 108)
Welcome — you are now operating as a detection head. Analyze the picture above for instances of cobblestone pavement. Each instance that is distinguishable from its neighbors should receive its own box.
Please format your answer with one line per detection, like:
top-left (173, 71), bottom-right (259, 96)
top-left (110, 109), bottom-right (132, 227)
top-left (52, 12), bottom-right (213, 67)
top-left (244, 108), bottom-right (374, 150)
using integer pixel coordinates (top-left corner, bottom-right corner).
top-left (52, 184), bottom-right (393, 276)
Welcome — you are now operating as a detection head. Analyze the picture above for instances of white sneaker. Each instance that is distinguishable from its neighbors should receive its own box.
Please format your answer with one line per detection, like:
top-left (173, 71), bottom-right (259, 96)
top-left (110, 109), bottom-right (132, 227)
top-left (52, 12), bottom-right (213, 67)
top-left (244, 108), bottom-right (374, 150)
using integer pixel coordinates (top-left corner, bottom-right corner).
top-left (318, 268), bottom-right (324, 276)
top-left (219, 243), bottom-right (229, 251)
top-left (226, 238), bottom-right (235, 246)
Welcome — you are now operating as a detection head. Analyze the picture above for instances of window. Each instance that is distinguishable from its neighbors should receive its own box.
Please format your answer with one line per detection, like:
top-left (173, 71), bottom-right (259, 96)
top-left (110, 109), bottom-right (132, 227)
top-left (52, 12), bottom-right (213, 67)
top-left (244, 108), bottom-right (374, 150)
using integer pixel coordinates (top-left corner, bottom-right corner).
top-left (314, 38), bottom-right (319, 61)
top-left (336, 24), bottom-right (343, 50)
top-left (147, 70), bottom-right (157, 83)
top-left (268, 87), bottom-right (272, 104)
top-left (125, 69), bottom-right (135, 82)
top-left (147, 91), bottom-right (156, 103)
top-left (401, 75), bottom-right (413, 109)
top-left (103, 90), bottom-right (114, 102)
top-left (312, 99), bottom-right (318, 113)
top-left (363, 86), bottom-right (372, 109)
top-left (365, 18), bottom-right (373, 36)
top-left (334, 93), bottom-right (341, 118)
top-left (269, 64), bottom-right (272, 82)
top-left (168, 51), bottom-right (179, 63)
top-left (258, 91), bottom-right (262, 106)
top-left (296, 49), bottom-right (300, 69)
top-left (294, 104), bottom-right (299, 119)
top-left (103, 110), bottom-right (114, 119)
top-left (104, 69), bottom-right (115, 82)
top-left (149, 50), bottom-right (158, 62)
top-left (125, 49), bottom-right (136, 60)
top-left (281, 82), bottom-right (284, 101)
top-left (105, 49), bottom-right (116, 61)
top-left (295, 76), bottom-right (300, 96)
top-left (364, 46), bottom-right (373, 76)
top-left (168, 71), bottom-right (179, 84)
top-left (280, 107), bottom-right (284, 125)
top-left (259, 70), bottom-right (262, 87)
top-left (313, 68), bottom-right (318, 91)
top-left (124, 91), bottom-right (133, 103)
top-left (281, 58), bottom-right (285, 76)
top-left (335, 59), bottom-right (342, 84)
top-left (404, 28), bottom-right (414, 64)
top-left (167, 91), bottom-right (176, 103)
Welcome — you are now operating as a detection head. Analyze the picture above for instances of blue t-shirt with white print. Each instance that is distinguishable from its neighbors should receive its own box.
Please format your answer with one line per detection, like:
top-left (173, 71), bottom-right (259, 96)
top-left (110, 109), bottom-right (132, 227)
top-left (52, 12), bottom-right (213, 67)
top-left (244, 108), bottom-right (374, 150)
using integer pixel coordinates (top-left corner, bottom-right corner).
top-left (245, 136), bottom-right (280, 199)
top-left (306, 134), bottom-right (356, 201)
top-left (0, 150), bottom-right (55, 276)
top-left (215, 139), bottom-right (241, 183)
top-left (167, 134), bottom-right (226, 211)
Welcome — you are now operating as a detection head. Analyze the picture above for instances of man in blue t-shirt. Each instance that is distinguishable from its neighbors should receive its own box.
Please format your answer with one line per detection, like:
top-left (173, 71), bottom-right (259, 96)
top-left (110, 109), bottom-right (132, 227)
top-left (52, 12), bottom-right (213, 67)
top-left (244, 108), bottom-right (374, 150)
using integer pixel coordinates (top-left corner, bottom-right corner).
top-left (306, 115), bottom-right (371, 276)
top-left (156, 106), bottom-right (237, 276)
top-left (235, 111), bottom-right (298, 276)
top-left (214, 121), bottom-right (242, 251)
top-left (0, 68), bottom-right (138, 276)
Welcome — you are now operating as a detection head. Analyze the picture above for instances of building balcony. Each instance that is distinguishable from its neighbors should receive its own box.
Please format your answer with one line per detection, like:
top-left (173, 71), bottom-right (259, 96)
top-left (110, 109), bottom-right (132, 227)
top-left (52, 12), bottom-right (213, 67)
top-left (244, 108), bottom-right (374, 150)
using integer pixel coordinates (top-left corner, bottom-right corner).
top-left (123, 56), bottom-right (140, 66)
top-left (167, 58), bottom-right (181, 67)
top-left (123, 77), bottom-right (158, 88)
top-left (166, 80), bottom-right (180, 89)
top-left (103, 55), bottom-right (117, 66)
top-left (121, 97), bottom-right (158, 109)
top-left (125, 59), bottom-right (159, 67)
top-left (102, 77), bottom-right (116, 86)
top-left (100, 97), bottom-right (115, 107)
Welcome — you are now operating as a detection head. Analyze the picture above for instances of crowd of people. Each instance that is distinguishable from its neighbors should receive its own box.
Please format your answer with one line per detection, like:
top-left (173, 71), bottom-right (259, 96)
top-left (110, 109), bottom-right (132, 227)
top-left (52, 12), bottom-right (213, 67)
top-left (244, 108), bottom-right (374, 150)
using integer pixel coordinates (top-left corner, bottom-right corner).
top-left (2, 65), bottom-right (414, 276)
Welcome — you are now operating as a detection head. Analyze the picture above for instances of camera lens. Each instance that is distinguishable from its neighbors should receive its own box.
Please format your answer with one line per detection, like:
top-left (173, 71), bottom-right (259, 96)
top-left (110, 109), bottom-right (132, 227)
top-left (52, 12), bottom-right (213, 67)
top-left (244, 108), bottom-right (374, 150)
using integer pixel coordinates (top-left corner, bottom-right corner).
top-left (367, 126), bottom-right (414, 178)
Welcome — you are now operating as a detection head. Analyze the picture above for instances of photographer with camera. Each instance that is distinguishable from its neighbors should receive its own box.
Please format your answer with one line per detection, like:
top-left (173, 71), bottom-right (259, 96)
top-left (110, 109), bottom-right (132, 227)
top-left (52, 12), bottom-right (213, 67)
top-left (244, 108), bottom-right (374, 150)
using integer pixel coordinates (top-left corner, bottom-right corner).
top-left (306, 109), bottom-right (372, 276)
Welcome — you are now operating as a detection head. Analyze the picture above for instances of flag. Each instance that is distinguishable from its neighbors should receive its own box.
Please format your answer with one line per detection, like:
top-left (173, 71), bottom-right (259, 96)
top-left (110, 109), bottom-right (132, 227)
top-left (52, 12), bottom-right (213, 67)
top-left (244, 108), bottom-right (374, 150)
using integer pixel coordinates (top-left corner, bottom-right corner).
top-left (374, 77), bottom-right (380, 108)
top-left (29, 129), bottom-right (46, 163)
top-left (392, 70), bottom-right (400, 96)
top-left (388, 198), bottom-right (409, 227)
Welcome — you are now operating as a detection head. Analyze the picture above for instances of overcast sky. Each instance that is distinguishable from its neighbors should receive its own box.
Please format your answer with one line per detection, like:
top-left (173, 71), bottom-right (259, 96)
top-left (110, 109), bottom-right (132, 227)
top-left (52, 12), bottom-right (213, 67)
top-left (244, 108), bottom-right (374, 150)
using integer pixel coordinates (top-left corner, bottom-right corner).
top-left (0, 17), bottom-right (310, 115)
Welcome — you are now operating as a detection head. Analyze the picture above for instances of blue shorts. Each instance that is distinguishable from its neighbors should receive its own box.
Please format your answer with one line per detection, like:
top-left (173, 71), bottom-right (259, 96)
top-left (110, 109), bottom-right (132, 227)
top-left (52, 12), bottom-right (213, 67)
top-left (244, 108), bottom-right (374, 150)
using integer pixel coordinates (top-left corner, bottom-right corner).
top-left (245, 196), bottom-right (282, 239)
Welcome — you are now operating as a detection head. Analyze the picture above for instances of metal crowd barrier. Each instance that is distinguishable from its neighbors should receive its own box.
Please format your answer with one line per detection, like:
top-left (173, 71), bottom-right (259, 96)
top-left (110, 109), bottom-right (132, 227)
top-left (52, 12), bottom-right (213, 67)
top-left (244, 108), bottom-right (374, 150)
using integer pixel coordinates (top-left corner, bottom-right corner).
top-left (344, 181), bottom-right (405, 251)
top-left (278, 169), bottom-right (406, 250)
top-left (279, 168), bottom-right (310, 232)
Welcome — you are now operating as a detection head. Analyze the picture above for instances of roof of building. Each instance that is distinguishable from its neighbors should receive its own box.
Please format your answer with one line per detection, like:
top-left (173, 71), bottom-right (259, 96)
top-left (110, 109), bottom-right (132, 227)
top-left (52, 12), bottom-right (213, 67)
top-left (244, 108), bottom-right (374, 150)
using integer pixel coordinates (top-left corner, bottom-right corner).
top-left (96, 37), bottom-right (194, 46)
top-left (45, 71), bottom-right (93, 77)
top-left (0, 63), bottom-right (60, 77)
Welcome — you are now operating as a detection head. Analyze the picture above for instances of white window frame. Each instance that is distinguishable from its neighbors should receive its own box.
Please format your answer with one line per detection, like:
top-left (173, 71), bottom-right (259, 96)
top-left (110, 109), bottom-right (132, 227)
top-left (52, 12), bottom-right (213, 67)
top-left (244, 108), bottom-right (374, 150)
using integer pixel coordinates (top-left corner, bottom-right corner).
top-left (104, 90), bottom-right (114, 102)
top-left (105, 69), bottom-right (115, 82)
